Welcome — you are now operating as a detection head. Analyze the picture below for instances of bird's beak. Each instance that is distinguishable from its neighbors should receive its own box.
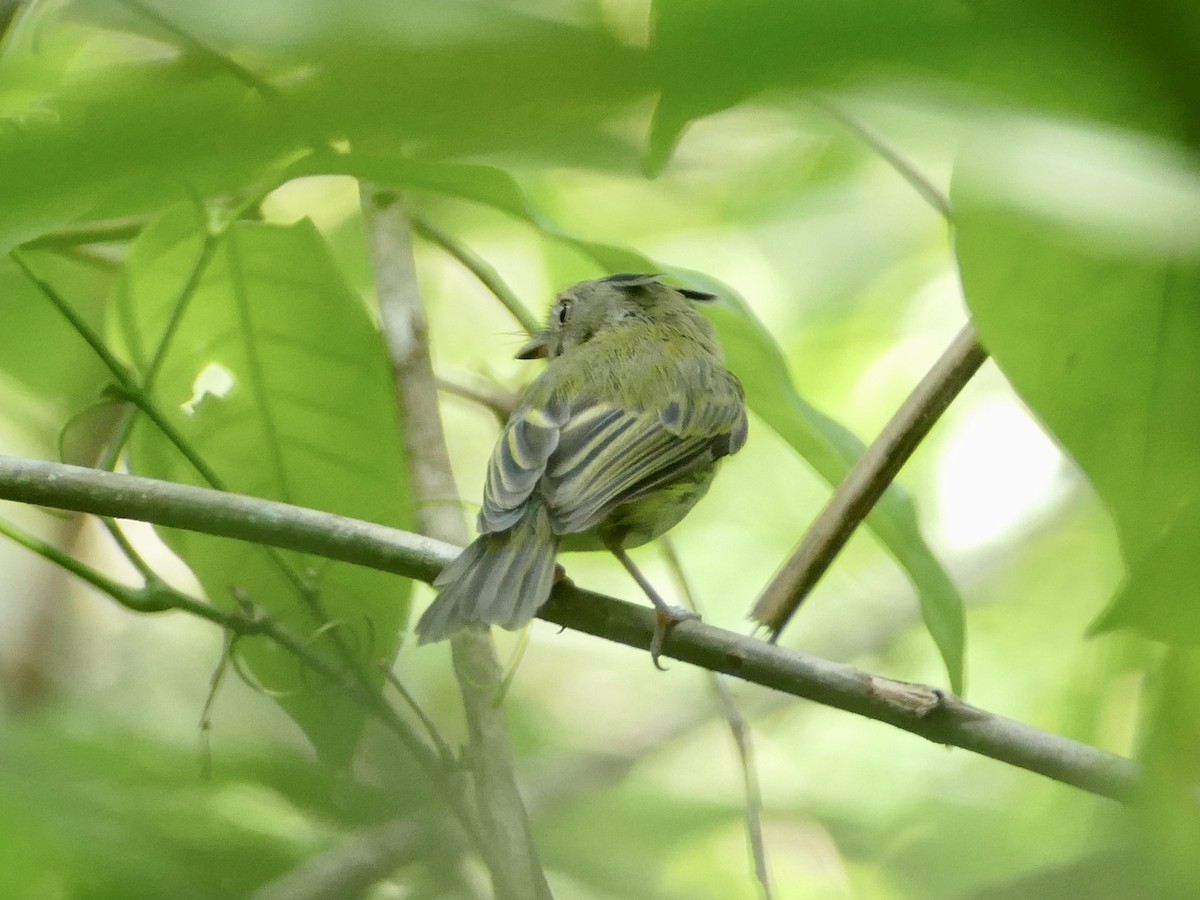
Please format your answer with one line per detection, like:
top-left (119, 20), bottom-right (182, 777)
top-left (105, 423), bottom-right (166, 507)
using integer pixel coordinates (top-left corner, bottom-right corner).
top-left (516, 334), bottom-right (549, 359)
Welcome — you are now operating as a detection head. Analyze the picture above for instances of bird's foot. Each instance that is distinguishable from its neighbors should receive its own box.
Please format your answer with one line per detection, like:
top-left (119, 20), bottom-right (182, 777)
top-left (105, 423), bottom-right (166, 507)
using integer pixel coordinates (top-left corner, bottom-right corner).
top-left (650, 606), bottom-right (700, 670)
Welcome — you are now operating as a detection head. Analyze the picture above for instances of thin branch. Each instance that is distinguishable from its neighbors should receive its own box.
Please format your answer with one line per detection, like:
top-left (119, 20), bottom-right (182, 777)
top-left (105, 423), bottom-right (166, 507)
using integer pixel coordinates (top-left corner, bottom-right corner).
top-left (251, 819), bottom-right (473, 900)
top-left (437, 375), bottom-right (519, 424)
top-left (19, 216), bottom-right (147, 250)
top-left (411, 215), bottom-right (542, 335)
top-left (115, 0), bottom-right (280, 98)
top-left (99, 517), bottom-right (159, 583)
top-left (0, 454), bottom-right (1144, 803)
top-left (10, 244), bottom-right (224, 485)
top-left (362, 189), bottom-right (552, 900)
top-left (663, 538), bottom-right (773, 900)
top-left (812, 95), bottom-right (953, 222)
top-left (751, 322), bottom-right (988, 637)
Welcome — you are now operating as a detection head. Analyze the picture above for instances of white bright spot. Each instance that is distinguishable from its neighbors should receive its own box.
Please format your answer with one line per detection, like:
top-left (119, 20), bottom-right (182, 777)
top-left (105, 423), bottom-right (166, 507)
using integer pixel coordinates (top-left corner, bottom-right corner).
top-left (932, 397), bottom-right (1067, 552)
top-left (181, 362), bottom-right (236, 416)
top-left (962, 114), bottom-right (1200, 257)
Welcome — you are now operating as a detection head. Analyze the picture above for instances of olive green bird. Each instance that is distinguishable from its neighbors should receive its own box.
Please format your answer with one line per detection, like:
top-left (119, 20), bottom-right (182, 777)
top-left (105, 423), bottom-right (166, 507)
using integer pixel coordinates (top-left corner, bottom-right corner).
top-left (415, 274), bottom-right (748, 664)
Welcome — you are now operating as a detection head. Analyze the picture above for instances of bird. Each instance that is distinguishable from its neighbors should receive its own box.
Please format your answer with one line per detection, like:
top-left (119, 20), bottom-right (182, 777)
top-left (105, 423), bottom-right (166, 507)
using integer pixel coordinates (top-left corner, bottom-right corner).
top-left (416, 273), bottom-right (748, 666)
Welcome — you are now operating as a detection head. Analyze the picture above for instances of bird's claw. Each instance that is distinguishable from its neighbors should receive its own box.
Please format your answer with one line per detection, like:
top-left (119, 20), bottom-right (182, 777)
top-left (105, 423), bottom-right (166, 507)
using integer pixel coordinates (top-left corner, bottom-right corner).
top-left (649, 606), bottom-right (700, 670)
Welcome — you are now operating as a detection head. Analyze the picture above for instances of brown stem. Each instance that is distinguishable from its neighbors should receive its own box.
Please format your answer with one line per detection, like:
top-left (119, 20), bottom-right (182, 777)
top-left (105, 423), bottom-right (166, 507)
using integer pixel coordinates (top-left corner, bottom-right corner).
top-left (752, 322), bottom-right (988, 636)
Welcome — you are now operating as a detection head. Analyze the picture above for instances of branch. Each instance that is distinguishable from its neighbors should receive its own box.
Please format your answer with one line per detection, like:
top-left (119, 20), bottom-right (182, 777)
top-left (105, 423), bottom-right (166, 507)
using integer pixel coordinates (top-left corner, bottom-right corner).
top-left (361, 189), bottom-right (552, 900)
top-left (252, 820), bottom-right (467, 900)
top-left (411, 216), bottom-right (541, 335)
top-left (811, 95), bottom-right (953, 222)
top-left (752, 322), bottom-right (988, 636)
top-left (437, 375), bottom-right (519, 425)
top-left (0, 454), bottom-right (1142, 803)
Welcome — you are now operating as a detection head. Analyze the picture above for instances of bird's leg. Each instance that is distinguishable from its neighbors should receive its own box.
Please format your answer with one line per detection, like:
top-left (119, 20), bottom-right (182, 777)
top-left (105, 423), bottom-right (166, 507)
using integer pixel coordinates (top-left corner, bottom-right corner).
top-left (552, 562), bottom-right (574, 589)
top-left (607, 544), bottom-right (699, 670)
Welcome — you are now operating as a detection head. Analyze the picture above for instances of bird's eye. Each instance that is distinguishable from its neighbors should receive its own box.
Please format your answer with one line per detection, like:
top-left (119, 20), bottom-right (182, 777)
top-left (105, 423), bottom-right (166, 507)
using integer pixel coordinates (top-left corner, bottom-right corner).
top-left (557, 301), bottom-right (572, 324)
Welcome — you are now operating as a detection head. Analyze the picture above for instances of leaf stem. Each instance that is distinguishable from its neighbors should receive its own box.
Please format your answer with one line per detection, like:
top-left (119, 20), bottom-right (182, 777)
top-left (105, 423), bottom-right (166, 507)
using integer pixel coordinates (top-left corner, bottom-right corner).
top-left (411, 215), bottom-right (542, 335)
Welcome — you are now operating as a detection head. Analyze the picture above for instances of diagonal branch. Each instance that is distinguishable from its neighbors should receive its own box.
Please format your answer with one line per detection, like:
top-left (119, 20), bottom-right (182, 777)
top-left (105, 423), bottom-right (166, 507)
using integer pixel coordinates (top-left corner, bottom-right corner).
top-left (752, 322), bottom-right (988, 638)
top-left (0, 454), bottom-right (1143, 803)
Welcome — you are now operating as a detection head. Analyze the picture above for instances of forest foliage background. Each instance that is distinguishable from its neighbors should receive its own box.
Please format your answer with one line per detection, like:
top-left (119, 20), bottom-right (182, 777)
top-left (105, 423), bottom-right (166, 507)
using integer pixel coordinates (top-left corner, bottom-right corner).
top-left (0, 1), bottom-right (1198, 898)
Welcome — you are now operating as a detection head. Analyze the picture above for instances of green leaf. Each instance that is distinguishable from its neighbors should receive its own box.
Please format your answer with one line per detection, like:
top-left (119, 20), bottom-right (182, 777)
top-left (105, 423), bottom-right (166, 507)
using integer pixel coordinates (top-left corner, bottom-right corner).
top-left (0, 720), bottom-right (440, 899)
top-left (953, 133), bottom-right (1200, 644)
top-left (113, 204), bottom-right (414, 764)
top-left (0, 251), bottom-right (114, 432)
top-left (0, 56), bottom-right (296, 254)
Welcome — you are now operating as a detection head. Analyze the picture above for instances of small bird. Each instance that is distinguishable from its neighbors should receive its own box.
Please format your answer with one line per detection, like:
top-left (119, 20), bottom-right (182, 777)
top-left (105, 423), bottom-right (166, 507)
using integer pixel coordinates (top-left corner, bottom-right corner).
top-left (416, 274), bottom-right (748, 665)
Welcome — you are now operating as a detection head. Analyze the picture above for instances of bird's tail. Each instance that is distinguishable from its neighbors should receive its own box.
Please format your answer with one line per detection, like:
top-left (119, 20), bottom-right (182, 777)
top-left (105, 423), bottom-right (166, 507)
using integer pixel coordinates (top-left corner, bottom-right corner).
top-left (415, 502), bottom-right (558, 644)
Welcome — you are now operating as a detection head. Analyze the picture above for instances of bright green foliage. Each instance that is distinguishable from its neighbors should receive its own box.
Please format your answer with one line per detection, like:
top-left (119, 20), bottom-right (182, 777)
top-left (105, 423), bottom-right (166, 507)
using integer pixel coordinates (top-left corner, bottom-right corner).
top-left (0, 0), bottom-right (1197, 897)
top-left (114, 205), bottom-right (414, 763)
top-left (954, 150), bottom-right (1200, 644)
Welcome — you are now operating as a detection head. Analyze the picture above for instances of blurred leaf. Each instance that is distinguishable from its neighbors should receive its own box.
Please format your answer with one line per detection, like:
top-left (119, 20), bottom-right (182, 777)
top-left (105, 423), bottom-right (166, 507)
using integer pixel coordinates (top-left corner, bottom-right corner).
top-left (113, 204), bottom-right (414, 764)
top-left (969, 846), bottom-right (1193, 900)
top-left (648, 0), bottom-right (973, 174)
top-left (0, 251), bottom-right (114, 428)
top-left (537, 785), bottom-right (740, 900)
top-left (0, 723), bottom-right (313, 900)
top-left (648, 0), bottom-right (1200, 175)
top-left (1135, 649), bottom-right (1200, 891)
top-left (0, 0), bottom-right (651, 256)
top-left (954, 142), bottom-right (1200, 643)
top-left (0, 55), bottom-right (296, 254)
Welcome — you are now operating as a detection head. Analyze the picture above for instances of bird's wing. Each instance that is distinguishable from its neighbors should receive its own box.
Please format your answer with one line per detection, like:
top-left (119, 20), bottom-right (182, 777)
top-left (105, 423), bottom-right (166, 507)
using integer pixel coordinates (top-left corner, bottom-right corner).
top-left (477, 398), bottom-right (569, 533)
top-left (478, 362), bottom-right (746, 538)
top-left (540, 367), bottom-right (747, 536)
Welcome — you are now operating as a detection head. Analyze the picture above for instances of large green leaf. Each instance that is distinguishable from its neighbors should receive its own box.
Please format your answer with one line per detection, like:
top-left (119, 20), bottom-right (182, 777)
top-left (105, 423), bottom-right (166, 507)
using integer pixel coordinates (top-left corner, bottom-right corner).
top-left (0, 251), bottom-right (114, 432)
top-left (953, 124), bottom-right (1200, 643)
top-left (113, 205), bottom-right (413, 764)
top-left (0, 0), bottom-right (649, 254)
top-left (647, 0), bottom-right (1200, 175)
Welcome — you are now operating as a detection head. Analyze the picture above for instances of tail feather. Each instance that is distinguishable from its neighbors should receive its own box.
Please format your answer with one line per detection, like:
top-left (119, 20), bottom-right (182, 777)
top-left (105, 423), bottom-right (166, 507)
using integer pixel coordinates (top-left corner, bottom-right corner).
top-left (416, 503), bottom-right (557, 644)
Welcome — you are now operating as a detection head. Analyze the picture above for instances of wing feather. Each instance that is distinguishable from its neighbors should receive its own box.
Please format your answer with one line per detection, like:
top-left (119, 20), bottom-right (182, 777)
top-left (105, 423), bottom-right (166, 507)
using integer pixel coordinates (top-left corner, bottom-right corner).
top-left (477, 359), bottom-right (746, 540)
top-left (543, 367), bottom-right (746, 536)
top-left (478, 399), bottom-right (567, 533)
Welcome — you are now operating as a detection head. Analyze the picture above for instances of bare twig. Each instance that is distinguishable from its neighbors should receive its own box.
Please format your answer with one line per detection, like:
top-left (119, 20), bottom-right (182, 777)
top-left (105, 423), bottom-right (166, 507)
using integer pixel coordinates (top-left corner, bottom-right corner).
top-left (752, 323), bottom-right (988, 637)
top-left (252, 819), bottom-right (472, 900)
top-left (0, 455), bottom-right (1145, 803)
top-left (811, 95), bottom-right (953, 222)
top-left (663, 539), bottom-right (773, 900)
top-left (362, 188), bottom-right (552, 900)
top-left (19, 216), bottom-right (147, 250)
top-left (411, 216), bottom-right (541, 335)
top-left (436, 375), bottom-right (519, 424)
